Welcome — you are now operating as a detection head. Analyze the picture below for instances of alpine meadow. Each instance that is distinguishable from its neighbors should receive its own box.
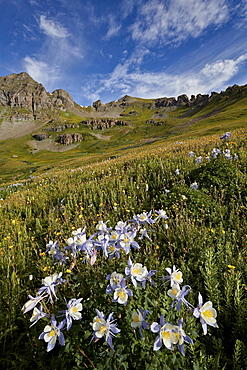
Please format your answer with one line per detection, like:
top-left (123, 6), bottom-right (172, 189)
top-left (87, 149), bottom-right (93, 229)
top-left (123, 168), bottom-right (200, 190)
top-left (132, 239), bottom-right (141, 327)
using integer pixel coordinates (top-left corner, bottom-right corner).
top-left (0, 73), bottom-right (247, 370)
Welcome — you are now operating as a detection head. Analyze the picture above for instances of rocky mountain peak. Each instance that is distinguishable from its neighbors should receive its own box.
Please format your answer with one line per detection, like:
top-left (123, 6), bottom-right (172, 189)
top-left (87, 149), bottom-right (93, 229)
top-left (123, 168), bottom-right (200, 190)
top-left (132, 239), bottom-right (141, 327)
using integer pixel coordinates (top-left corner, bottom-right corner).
top-left (0, 72), bottom-right (75, 117)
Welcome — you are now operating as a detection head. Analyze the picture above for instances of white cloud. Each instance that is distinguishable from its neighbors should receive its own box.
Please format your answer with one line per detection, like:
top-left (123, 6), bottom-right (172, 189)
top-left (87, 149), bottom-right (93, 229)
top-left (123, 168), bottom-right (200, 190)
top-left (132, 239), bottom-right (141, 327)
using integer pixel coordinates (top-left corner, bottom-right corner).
top-left (23, 56), bottom-right (61, 89)
top-left (22, 15), bottom-right (84, 91)
top-left (130, 0), bottom-right (229, 46)
top-left (39, 15), bottom-right (69, 38)
top-left (81, 54), bottom-right (247, 102)
top-left (105, 15), bottom-right (121, 39)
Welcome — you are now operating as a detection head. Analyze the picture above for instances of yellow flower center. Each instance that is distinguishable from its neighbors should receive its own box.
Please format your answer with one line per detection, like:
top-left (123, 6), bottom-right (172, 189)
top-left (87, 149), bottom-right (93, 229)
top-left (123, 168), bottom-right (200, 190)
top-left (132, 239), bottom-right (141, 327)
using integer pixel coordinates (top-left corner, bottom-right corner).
top-left (132, 267), bottom-right (141, 275)
top-left (161, 331), bottom-right (171, 340)
top-left (174, 332), bottom-right (180, 341)
top-left (99, 325), bottom-right (107, 334)
top-left (118, 291), bottom-right (125, 299)
top-left (48, 330), bottom-right (56, 338)
top-left (71, 306), bottom-right (78, 314)
top-left (133, 315), bottom-right (140, 322)
top-left (174, 272), bottom-right (181, 280)
top-left (123, 238), bottom-right (129, 243)
top-left (171, 288), bottom-right (179, 295)
top-left (203, 309), bottom-right (213, 318)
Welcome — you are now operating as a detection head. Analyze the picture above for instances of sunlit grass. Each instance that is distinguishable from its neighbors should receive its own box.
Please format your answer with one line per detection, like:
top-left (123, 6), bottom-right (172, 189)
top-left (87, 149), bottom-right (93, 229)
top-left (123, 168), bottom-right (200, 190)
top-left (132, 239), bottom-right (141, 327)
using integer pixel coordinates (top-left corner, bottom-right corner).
top-left (0, 128), bottom-right (247, 369)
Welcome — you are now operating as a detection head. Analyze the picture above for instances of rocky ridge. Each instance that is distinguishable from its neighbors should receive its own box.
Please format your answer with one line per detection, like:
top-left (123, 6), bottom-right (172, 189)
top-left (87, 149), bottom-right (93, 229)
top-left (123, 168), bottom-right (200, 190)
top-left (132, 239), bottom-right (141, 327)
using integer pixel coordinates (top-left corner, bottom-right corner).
top-left (0, 72), bottom-right (76, 119)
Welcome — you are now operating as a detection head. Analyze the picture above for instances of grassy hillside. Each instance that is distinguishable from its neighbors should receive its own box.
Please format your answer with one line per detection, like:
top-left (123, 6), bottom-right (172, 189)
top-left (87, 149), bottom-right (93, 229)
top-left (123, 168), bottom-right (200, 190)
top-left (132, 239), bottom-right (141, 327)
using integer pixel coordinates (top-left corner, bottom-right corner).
top-left (0, 128), bottom-right (247, 369)
top-left (1, 84), bottom-right (247, 184)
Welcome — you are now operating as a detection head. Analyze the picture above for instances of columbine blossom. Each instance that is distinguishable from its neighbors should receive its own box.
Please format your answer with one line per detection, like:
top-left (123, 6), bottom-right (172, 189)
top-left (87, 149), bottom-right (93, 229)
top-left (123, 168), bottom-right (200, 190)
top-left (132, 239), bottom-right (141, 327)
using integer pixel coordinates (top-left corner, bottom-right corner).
top-left (94, 233), bottom-right (110, 258)
top-left (154, 209), bottom-right (169, 221)
top-left (175, 169), bottom-right (180, 175)
top-left (29, 305), bottom-right (48, 327)
top-left (138, 228), bottom-right (152, 240)
top-left (22, 293), bottom-right (48, 314)
top-left (38, 272), bottom-right (65, 303)
top-left (189, 151), bottom-right (195, 157)
top-left (115, 221), bottom-right (130, 234)
top-left (167, 284), bottom-right (194, 312)
top-left (118, 231), bottom-right (140, 254)
top-left (131, 308), bottom-right (149, 339)
top-left (170, 319), bottom-right (193, 355)
top-left (106, 271), bottom-right (124, 294)
top-left (224, 149), bottom-right (233, 160)
top-left (96, 220), bottom-right (111, 233)
top-left (63, 298), bottom-right (83, 330)
top-left (91, 310), bottom-right (121, 350)
top-left (220, 132), bottom-right (231, 140)
top-left (46, 240), bottom-right (68, 264)
top-left (193, 293), bottom-right (218, 335)
top-left (151, 316), bottom-right (193, 354)
top-left (131, 211), bottom-right (154, 225)
top-left (190, 182), bottom-right (199, 190)
top-left (125, 257), bottom-right (156, 288)
top-left (211, 148), bottom-right (221, 159)
top-left (112, 279), bottom-right (133, 305)
top-left (162, 265), bottom-right (183, 287)
top-left (39, 315), bottom-right (65, 352)
top-left (195, 156), bottom-right (202, 164)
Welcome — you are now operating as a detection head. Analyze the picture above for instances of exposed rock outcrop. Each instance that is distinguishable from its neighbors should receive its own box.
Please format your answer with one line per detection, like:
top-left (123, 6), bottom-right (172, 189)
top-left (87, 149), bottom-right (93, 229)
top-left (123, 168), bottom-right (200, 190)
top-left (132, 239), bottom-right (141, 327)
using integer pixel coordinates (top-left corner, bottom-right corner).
top-left (0, 72), bottom-right (76, 120)
top-left (32, 132), bottom-right (49, 141)
top-left (51, 89), bottom-right (74, 110)
top-left (44, 123), bottom-right (79, 132)
top-left (81, 118), bottom-right (128, 130)
top-left (56, 133), bottom-right (83, 145)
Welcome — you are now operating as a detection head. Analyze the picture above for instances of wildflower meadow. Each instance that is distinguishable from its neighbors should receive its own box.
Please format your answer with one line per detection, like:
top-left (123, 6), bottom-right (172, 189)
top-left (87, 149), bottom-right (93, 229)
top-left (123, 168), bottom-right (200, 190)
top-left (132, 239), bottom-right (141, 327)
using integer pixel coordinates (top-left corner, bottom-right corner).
top-left (0, 130), bottom-right (247, 369)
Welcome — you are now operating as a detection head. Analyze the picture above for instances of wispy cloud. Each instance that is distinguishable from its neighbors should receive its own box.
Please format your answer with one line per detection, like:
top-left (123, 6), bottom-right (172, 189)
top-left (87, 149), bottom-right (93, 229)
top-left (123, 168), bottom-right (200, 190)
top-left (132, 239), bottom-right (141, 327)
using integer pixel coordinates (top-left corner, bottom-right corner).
top-left (39, 15), bottom-right (69, 38)
top-left (23, 56), bottom-right (61, 87)
top-left (81, 54), bottom-right (247, 103)
top-left (130, 0), bottom-right (229, 46)
top-left (104, 15), bottom-right (121, 40)
top-left (23, 15), bottom-right (84, 91)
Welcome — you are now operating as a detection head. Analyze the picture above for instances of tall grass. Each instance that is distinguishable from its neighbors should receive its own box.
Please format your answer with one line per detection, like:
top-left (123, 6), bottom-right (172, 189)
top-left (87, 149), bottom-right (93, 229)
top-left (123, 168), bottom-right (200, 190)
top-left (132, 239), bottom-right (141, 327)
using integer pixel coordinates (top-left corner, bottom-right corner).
top-left (0, 130), bottom-right (246, 369)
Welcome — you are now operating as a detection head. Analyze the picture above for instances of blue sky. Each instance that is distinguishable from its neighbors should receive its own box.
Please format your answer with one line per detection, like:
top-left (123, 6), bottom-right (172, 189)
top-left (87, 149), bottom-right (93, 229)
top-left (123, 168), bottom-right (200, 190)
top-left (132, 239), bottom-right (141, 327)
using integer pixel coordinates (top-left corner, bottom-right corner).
top-left (1, 0), bottom-right (247, 106)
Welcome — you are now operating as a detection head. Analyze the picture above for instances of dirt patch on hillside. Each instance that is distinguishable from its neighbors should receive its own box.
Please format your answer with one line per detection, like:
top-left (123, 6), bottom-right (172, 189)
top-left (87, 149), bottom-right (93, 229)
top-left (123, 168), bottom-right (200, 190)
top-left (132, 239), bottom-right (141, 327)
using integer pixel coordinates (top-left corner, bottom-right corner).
top-left (0, 119), bottom-right (49, 141)
top-left (28, 139), bottom-right (79, 152)
top-left (91, 133), bottom-right (112, 140)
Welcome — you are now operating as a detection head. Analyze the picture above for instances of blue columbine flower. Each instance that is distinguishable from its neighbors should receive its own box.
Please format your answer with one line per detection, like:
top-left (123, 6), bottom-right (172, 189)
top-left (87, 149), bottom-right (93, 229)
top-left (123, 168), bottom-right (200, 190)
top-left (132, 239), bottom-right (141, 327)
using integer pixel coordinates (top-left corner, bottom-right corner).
top-left (106, 271), bottom-right (124, 294)
top-left (211, 148), bottom-right (221, 158)
top-left (131, 308), bottom-right (149, 339)
top-left (154, 209), bottom-right (169, 221)
top-left (112, 278), bottom-right (133, 305)
top-left (38, 315), bottom-right (65, 352)
top-left (125, 257), bottom-right (156, 288)
top-left (118, 231), bottom-right (140, 254)
top-left (22, 293), bottom-right (48, 314)
top-left (131, 211), bottom-right (155, 225)
top-left (29, 305), bottom-right (48, 327)
top-left (62, 298), bottom-right (83, 330)
top-left (167, 284), bottom-right (194, 312)
top-left (162, 265), bottom-right (183, 287)
top-left (38, 272), bottom-right (65, 303)
top-left (193, 293), bottom-right (218, 335)
top-left (195, 156), bottom-right (202, 164)
top-left (151, 316), bottom-right (193, 354)
top-left (220, 132), bottom-right (231, 140)
top-left (190, 182), bottom-right (199, 190)
top-left (91, 310), bottom-right (121, 350)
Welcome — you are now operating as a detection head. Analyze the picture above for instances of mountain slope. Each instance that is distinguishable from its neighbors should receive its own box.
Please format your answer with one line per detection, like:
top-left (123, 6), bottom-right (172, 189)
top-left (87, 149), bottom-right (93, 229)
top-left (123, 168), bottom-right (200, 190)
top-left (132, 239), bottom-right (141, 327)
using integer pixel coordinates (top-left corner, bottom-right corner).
top-left (1, 72), bottom-right (247, 183)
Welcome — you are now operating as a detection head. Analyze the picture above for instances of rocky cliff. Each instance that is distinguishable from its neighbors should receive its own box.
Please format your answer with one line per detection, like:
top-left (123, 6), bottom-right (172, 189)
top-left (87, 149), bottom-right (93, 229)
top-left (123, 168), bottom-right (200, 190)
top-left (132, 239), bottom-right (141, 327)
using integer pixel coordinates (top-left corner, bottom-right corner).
top-left (0, 72), bottom-right (75, 119)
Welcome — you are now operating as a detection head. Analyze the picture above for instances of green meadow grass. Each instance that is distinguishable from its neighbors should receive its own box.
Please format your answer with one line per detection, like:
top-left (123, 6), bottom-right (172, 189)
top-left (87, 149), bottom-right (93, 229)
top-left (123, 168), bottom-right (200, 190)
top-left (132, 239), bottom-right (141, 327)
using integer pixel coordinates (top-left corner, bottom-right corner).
top-left (0, 129), bottom-right (247, 369)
